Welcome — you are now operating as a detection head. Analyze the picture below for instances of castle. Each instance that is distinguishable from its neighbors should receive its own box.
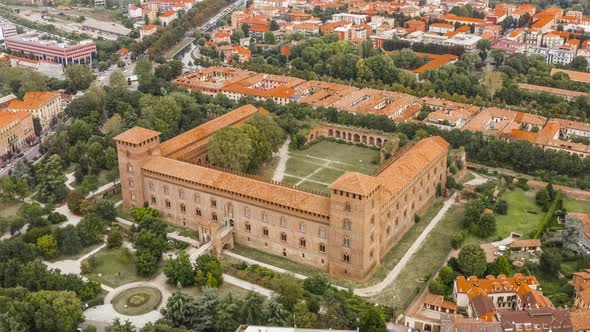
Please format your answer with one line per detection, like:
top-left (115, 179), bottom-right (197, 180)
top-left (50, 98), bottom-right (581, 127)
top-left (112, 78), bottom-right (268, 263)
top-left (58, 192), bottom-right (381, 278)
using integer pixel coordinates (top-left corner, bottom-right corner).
top-left (115, 104), bottom-right (449, 280)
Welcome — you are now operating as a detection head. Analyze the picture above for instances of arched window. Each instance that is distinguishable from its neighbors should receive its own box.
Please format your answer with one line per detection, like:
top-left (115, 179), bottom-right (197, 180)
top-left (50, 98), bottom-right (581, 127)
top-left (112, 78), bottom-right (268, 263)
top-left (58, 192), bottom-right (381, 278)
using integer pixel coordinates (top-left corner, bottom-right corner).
top-left (163, 185), bottom-right (169, 194)
top-left (128, 179), bottom-right (134, 188)
top-left (343, 219), bottom-right (352, 231)
top-left (149, 182), bottom-right (154, 190)
top-left (386, 225), bottom-right (391, 235)
top-left (343, 237), bottom-right (350, 248)
top-left (178, 189), bottom-right (184, 199)
top-left (127, 163), bottom-right (133, 172)
top-left (180, 203), bottom-right (186, 213)
top-left (165, 199), bottom-right (171, 209)
top-left (319, 243), bottom-right (326, 253)
top-left (344, 202), bottom-right (351, 211)
top-left (343, 253), bottom-right (350, 263)
top-left (319, 227), bottom-right (326, 239)
top-left (212, 212), bottom-right (218, 221)
top-left (244, 207), bottom-right (250, 217)
top-left (280, 232), bottom-right (287, 242)
top-left (299, 223), bottom-right (306, 233)
top-left (299, 238), bottom-right (306, 248)
top-left (263, 227), bottom-right (269, 237)
top-left (151, 196), bottom-right (156, 204)
top-left (245, 222), bottom-right (251, 232)
top-left (211, 198), bottom-right (217, 208)
top-left (194, 193), bottom-right (200, 203)
top-left (369, 233), bottom-right (374, 243)
top-left (261, 212), bottom-right (268, 223)
top-left (280, 217), bottom-right (287, 228)
top-left (196, 208), bottom-right (201, 216)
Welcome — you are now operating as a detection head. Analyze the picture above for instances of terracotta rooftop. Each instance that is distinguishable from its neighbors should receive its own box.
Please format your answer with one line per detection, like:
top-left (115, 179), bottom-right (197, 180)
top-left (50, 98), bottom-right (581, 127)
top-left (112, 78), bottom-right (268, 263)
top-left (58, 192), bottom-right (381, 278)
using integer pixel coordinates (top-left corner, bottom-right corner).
top-left (159, 104), bottom-right (264, 157)
top-left (570, 310), bottom-right (590, 331)
top-left (329, 172), bottom-right (381, 196)
top-left (423, 293), bottom-right (458, 311)
top-left (455, 274), bottom-right (540, 297)
top-left (113, 126), bottom-right (160, 145)
top-left (551, 118), bottom-right (590, 133)
top-left (377, 136), bottom-right (449, 198)
top-left (160, 10), bottom-right (177, 18)
top-left (142, 155), bottom-right (331, 217)
top-left (551, 68), bottom-right (590, 83)
top-left (142, 24), bottom-right (157, 31)
top-left (510, 239), bottom-right (542, 248)
top-left (0, 110), bottom-right (31, 129)
top-left (498, 308), bottom-right (572, 332)
top-left (8, 91), bottom-right (59, 109)
top-left (519, 83), bottom-right (587, 98)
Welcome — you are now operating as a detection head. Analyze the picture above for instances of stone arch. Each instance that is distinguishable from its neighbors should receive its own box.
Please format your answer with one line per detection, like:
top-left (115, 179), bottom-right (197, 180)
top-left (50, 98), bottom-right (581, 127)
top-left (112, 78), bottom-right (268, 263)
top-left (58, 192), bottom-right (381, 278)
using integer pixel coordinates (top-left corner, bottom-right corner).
top-left (353, 134), bottom-right (360, 143)
top-left (328, 129), bottom-right (334, 137)
top-left (335, 130), bottom-right (341, 139)
top-left (369, 136), bottom-right (375, 145)
top-left (362, 135), bottom-right (367, 144)
top-left (309, 133), bottom-right (315, 141)
top-left (376, 138), bottom-right (383, 146)
top-left (347, 132), bottom-right (352, 141)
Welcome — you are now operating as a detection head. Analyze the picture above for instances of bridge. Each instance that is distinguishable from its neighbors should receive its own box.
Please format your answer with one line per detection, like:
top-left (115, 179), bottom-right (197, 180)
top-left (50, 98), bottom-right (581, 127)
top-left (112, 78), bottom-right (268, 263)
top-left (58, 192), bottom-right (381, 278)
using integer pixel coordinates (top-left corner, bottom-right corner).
top-left (188, 225), bottom-right (234, 262)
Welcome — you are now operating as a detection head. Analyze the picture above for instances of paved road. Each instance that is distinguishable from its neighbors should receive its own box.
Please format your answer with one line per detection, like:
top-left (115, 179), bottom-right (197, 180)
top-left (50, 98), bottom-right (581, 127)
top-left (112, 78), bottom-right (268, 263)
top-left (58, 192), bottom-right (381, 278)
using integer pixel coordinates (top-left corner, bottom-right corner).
top-left (0, 144), bottom-right (41, 177)
top-left (353, 193), bottom-right (458, 297)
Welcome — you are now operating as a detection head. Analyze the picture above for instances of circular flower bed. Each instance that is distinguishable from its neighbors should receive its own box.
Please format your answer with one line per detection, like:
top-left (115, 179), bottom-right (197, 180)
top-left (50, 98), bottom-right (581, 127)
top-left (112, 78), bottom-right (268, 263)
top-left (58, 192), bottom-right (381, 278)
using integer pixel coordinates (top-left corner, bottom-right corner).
top-left (112, 286), bottom-right (162, 316)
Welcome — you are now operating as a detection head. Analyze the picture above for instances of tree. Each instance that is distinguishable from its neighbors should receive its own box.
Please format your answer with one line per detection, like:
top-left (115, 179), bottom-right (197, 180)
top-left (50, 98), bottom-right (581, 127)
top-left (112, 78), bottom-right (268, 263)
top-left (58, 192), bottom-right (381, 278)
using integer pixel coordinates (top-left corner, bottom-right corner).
top-left (303, 274), bottom-right (331, 295)
top-left (270, 20), bottom-right (280, 31)
top-left (136, 248), bottom-right (160, 276)
top-left (67, 190), bottom-right (85, 215)
top-left (458, 244), bottom-right (487, 276)
top-left (570, 56), bottom-right (588, 71)
top-left (18, 203), bottom-right (46, 227)
top-left (291, 301), bottom-right (317, 328)
top-left (130, 206), bottom-right (159, 222)
top-left (162, 291), bottom-right (198, 327)
top-left (66, 65), bottom-right (96, 92)
top-left (263, 31), bottom-right (276, 44)
top-left (163, 251), bottom-right (195, 287)
top-left (535, 188), bottom-right (551, 211)
top-left (154, 61), bottom-right (183, 81)
top-left (26, 290), bottom-right (84, 332)
top-left (540, 248), bottom-right (562, 277)
top-left (546, 183), bottom-right (556, 201)
top-left (138, 95), bottom-right (181, 140)
top-left (461, 52), bottom-right (482, 74)
top-left (106, 318), bottom-right (137, 332)
top-left (491, 256), bottom-right (512, 276)
top-left (264, 298), bottom-right (289, 326)
top-left (359, 306), bottom-right (387, 332)
top-left (242, 291), bottom-right (266, 325)
top-left (134, 59), bottom-right (154, 86)
top-left (480, 68), bottom-right (503, 101)
top-left (494, 199), bottom-right (508, 215)
top-left (110, 71), bottom-right (128, 90)
top-left (194, 255), bottom-right (223, 288)
top-left (91, 200), bottom-right (117, 221)
top-left (36, 234), bottom-right (57, 259)
top-left (490, 49), bottom-right (506, 67)
top-left (55, 225), bottom-right (82, 255)
top-left (35, 154), bottom-right (68, 203)
top-left (272, 274), bottom-right (304, 310)
top-left (193, 288), bottom-right (220, 331)
top-left (216, 294), bottom-right (242, 332)
top-left (47, 212), bottom-right (67, 225)
top-left (107, 228), bottom-right (123, 249)
top-left (207, 127), bottom-right (254, 172)
top-left (477, 213), bottom-right (496, 237)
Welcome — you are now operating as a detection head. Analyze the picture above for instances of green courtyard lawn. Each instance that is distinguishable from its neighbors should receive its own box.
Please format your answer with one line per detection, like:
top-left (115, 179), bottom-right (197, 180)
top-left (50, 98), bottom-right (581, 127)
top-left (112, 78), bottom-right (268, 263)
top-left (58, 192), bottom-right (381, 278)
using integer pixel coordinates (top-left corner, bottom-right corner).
top-left (369, 204), bottom-right (465, 311)
top-left (0, 200), bottom-right (23, 217)
top-left (260, 140), bottom-right (381, 193)
top-left (495, 189), bottom-right (543, 239)
top-left (72, 169), bottom-right (113, 195)
top-left (564, 197), bottom-right (590, 214)
top-left (83, 247), bottom-right (144, 288)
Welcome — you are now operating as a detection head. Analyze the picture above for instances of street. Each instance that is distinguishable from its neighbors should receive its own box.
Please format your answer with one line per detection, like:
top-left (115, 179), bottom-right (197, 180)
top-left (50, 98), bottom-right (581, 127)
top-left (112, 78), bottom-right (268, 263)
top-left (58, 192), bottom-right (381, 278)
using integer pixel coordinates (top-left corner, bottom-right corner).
top-left (0, 143), bottom-right (41, 177)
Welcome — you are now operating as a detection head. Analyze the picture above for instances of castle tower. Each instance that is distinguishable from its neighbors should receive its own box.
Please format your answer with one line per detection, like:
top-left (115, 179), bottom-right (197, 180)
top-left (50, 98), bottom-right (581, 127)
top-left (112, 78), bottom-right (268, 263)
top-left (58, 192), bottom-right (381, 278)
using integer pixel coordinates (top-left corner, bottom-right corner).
top-left (327, 172), bottom-right (382, 280)
top-left (114, 127), bottom-right (161, 209)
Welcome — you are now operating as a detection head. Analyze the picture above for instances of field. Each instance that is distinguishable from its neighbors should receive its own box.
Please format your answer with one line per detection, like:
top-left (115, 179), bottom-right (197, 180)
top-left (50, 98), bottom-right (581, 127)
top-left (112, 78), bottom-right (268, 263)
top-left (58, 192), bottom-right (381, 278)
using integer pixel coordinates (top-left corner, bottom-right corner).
top-left (495, 189), bottom-right (543, 239)
top-left (369, 204), bottom-right (465, 311)
top-left (564, 197), bottom-right (590, 214)
top-left (83, 247), bottom-right (143, 287)
top-left (0, 200), bottom-right (22, 217)
top-left (269, 140), bottom-right (381, 193)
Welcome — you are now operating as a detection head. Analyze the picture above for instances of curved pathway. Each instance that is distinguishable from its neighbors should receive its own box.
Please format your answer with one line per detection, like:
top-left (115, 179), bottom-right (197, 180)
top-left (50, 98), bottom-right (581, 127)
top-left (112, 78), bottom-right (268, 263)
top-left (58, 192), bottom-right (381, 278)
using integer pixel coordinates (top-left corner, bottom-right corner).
top-left (272, 137), bottom-right (290, 182)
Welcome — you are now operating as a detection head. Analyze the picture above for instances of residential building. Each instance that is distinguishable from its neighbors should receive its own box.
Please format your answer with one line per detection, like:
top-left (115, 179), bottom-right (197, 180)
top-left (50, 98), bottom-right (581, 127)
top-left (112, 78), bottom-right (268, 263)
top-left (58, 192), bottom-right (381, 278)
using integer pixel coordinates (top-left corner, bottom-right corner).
top-left (115, 104), bottom-right (449, 280)
top-left (497, 308), bottom-right (572, 332)
top-left (81, 18), bottom-right (132, 37)
top-left (509, 239), bottom-right (542, 253)
top-left (570, 310), bottom-right (590, 332)
top-left (140, 24), bottom-right (158, 40)
top-left (0, 111), bottom-right (34, 161)
top-left (159, 10), bottom-right (178, 26)
top-left (573, 268), bottom-right (590, 291)
top-left (8, 56), bottom-right (65, 79)
top-left (4, 33), bottom-right (96, 65)
top-left (7, 91), bottom-right (63, 131)
top-left (332, 13), bottom-right (368, 25)
top-left (128, 5), bottom-right (143, 19)
top-left (0, 22), bottom-right (17, 40)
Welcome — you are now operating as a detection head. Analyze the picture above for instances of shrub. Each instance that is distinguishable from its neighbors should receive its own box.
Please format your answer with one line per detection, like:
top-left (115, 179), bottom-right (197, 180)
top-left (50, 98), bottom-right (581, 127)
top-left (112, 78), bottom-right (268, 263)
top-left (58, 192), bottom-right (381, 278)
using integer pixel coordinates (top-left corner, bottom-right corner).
top-left (66, 190), bottom-right (85, 215)
top-left (47, 211), bottom-right (68, 224)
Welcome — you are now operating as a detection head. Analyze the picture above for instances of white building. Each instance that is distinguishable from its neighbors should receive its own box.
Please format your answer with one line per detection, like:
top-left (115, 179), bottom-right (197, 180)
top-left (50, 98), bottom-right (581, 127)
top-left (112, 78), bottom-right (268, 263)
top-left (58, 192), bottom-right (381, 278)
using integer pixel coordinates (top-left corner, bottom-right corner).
top-left (332, 13), bottom-right (368, 25)
top-left (9, 57), bottom-right (65, 79)
top-left (128, 5), bottom-right (143, 19)
top-left (0, 22), bottom-right (17, 40)
top-left (446, 33), bottom-right (482, 51)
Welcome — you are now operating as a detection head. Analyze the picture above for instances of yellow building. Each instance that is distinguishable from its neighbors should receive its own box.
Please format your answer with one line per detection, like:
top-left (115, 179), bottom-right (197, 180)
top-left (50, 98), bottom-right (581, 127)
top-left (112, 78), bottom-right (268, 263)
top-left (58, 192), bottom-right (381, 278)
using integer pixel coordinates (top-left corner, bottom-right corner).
top-left (0, 111), bottom-right (34, 161)
top-left (8, 91), bottom-right (63, 132)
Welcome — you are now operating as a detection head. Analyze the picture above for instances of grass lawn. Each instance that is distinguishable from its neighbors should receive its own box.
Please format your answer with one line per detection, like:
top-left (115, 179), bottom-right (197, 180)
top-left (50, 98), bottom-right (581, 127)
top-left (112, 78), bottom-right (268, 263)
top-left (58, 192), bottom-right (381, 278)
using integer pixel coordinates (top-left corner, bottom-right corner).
top-left (112, 286), bottom-right (162, 316)
top-left (83, 247), bottom-right (144, 288)
top-left (72, 170), bottom-right (112, 194)
top-left (0, 200), bottom-right (23, 217)
top-left (459, 172), bottom-right (476, 184)
top-left (48, 242), bottom-right (103, 263)
top-left (564, 197), bottom-right (590, 214)
top-left (368, 204), bottom-right (465, 311)
top-left (260, 140), bottom-right (381, 193)
top-left (495, 189), bottom-right (543, 239)
top-left (179, 282), bottom-right (251, 298)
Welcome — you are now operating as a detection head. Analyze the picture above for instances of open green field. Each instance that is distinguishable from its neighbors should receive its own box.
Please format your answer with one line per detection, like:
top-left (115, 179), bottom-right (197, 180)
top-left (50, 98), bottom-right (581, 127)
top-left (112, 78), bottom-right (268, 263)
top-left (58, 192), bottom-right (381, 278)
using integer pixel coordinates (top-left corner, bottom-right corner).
top-left (495, 189), bottom-right (543, 239)
top-left (564, 197), bottom-right (590, 214)
top-left (369, 204), bottom-right (465, 311)
top-left (83, 247), bottom-right (143, 288)
top-left (270, 140), bottom-right (381, 193)
top-left (0, 200), bottom-right (23, 217)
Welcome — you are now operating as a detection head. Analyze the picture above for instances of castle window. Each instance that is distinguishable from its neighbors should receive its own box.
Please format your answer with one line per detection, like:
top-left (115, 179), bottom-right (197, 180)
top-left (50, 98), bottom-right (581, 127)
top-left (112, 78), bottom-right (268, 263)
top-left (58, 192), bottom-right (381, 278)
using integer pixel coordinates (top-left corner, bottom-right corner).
top-left (127, 163), bottom-right (133, 173)
top-left (196, 208), bottom-right (201, 216)
top-left (298, 223), bottom-right (306, 233)
top-left (319, 227), bottom-right (326, 239)
top-left (343, 237), bottom-right (350, 248)
top-left (370, 216), bottom-right (375, 226)
top-left (244, 207), bottom-right (250, 217)
top-left (395, 218), bottom-right (399, 226)
top-left (246, 222), bottom-right (251, 232)
top-left (211, 198), bottom-right (217, 208)
top-left (404, 194), bottom-right (407, 202)
top-left (370, 233), bottom-right (374, 243)
top-left (343, 253), bottom-right (350, 263)
top-left (131, 193), bottom-right (136, 201)
top-left (263, 227), bottom-right (269, 237)
top-left (319, 243), bottom-right (326, 252)
top-left (261, 212), bottom-right (268, 223)
top-left (180, 203), bottom-right (186, 213)
top-left (194, 193), bottom-right (200, 203)
top-left (178, 189), bottom-right (184, 199)
top-left (370, 250), bottom-right (374, 260)
top-left (280, 217), bottom-right (287, 227)
top-left (412, 202), bottom-right (415, 210)
top-left (299, 238), bottom-right (306, 248)
top-left (386, 225), bottom-right (391, 235)
top-left (280, 232), bottom-right (287, 242)
top-left (163, 185), bottom-right (169, 194)
top-left (344, 201), bottom-right (351, 211)
top-left (128, 179), bottom-right (134, 188)
top-left (149, 182), bottom-right (154, 190)
top-left (212, 212), bottom-right (218, 221)
top-left (404, 209), bottom-right (407, 217)
top-left (151, 196), bottom-right (156, 205)
top-left (343, 219), bottom-right (352, 231)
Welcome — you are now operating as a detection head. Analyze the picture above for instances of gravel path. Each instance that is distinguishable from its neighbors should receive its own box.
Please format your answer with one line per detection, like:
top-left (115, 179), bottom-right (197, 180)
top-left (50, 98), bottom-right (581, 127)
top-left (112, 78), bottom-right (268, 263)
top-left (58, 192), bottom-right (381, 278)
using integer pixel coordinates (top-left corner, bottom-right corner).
top-left (271, 137), bottom-right (290, 182)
